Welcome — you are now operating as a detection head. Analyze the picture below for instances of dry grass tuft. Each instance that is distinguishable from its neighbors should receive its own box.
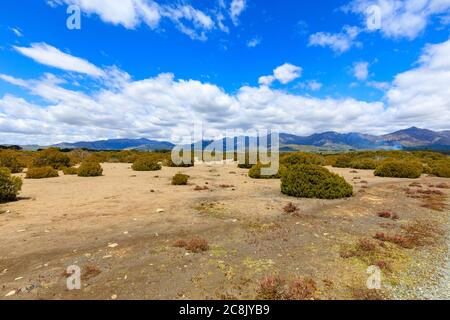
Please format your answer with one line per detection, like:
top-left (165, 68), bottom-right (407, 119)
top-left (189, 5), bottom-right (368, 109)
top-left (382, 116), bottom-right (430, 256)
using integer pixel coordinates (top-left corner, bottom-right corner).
top-left (81, 265), bottom-right (101, 280)
top-left (283, 202), bottom-right (300, 216)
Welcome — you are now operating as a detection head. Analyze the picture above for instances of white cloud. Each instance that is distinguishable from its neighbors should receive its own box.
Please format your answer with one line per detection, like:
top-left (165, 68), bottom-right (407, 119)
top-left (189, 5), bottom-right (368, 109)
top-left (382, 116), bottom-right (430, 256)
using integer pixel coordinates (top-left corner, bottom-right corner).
top-left (349, 0), bottom-right (450, 39)
top-left (247, 37), bottom-right (261, 48)
top-left (297, 80), bottom-right (323, 91)
top-left (14, 43), bottom-right (105, 77)
top-left (230, 0), bottom-right (246, 25)
top-left (259, 63), bottom-right (302, 86)
top-left (9, 27), bottom-right (23, 37)
top-left (367, 81), bottom-right (390, 90)
top-left (353, 61), bottom-right (369, 80)
top-left (1, 40), bottom-right (450, 145)
top-left (48, 0), bottom-right (223, 40)
top-left (309, 26), bottom-right (361, 53)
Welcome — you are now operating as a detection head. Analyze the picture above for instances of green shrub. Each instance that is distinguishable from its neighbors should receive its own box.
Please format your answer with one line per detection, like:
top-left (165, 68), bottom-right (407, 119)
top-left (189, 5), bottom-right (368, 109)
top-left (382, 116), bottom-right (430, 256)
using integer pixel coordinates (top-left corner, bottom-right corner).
top-left (132, 157), bottom-right (162, 171)
top-left (78, 161), bottom-right (103, 177)
top-left (26, 166), bottom-right (59, 179)
top-left (238, 163), bottom-right (254, 169)
top-left (374, 160), bottom-right (423, 179)
top-left (249, 163), bottom-right (284, 179)
top-left (0, 150), bottom-right (24, 173)
top-left (32, 148), bottom-right (70, 169)
top-left (350, 158), bottom-right (378, 170)
top-left (333, 155), bottom-right (353, 168)
top-left (281, 153), bottom-right (325, 166)
top-left (0, 167), bottom-right (22, 202)
top-left (281, 164), bottom-right (353, 199)
top-left (62, 167), bottom-right (79, 175)
top-left (172, 173), bottom-right (189, 185)
top-left (431, 160), bottom-right (450, 178)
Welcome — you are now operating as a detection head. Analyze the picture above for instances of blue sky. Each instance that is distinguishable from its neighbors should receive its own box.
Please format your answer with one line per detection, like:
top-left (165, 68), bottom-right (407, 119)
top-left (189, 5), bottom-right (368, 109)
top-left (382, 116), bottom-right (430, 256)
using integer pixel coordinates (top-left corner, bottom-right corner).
top-left (0, 0), bottom-right (450, 144)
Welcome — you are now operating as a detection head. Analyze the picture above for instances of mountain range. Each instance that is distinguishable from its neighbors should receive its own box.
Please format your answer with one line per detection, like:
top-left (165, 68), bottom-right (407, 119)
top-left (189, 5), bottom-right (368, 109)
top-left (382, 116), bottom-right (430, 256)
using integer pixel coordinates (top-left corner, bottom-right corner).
top-left (9, 127), bottom-right (450, 152)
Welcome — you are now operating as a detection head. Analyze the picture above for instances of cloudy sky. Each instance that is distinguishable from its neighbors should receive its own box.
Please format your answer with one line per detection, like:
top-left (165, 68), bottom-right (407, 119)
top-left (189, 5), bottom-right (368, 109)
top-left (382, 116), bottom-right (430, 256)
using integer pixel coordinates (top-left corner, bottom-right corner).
top-left (0, 0), bottom-right (450, 145)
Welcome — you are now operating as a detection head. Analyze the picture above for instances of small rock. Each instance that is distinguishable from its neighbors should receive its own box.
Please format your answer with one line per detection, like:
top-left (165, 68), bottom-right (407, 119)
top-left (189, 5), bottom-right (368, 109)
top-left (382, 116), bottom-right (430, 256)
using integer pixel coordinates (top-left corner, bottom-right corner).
top-left (5, 290), bottom-right (16, 297)
top-left (156, 209), bottom-right (165, 213)
top-left (111, 294), bottom-right (118, 300)
top-left (14, 277), bottom-right (23, 281)
top-left (103, 255), bottom-right (113, 259)
top-left (108, 243), bottom-right (119, 248)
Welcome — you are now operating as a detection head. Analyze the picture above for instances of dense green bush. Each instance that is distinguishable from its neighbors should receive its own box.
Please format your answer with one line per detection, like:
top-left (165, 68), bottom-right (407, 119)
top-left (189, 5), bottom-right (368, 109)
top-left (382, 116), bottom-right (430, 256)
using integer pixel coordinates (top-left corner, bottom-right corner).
top-left (172, 173), bottom-right (189, 185)
top-left (77, 161), bottom-right (103, 177)
top-left (62, 167), bottom-right (79, 175)
top-left (132, 157), bottom-right (162, 171)
top-left (349, 158), bottom-right (378, 170)
top-left (431, 160), bottom-right (450, 178)
top-left (0, 150), bottom-right (24, 173)
top-left (281, 153), bottom-right (325, 166)
top-left (32, 148), bottom-right (70, 169)
top-left (248, 163), bottom-right (284, 179)
top-left (281, 164), bottom-right (353, 199)
top-left (26, 166), bottom-right (59, 179)
top-left (333, 155), bottom-right (353, 168)
top-left (0, 167), bottom-right (22, 202)
top-left (374, 160), bottom-right (423, 179)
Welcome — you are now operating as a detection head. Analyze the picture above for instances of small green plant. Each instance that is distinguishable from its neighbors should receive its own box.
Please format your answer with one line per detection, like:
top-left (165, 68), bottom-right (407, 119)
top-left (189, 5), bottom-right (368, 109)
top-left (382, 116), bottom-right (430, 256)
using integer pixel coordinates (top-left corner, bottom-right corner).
top-left (0, 167), bottom-right (22, 202)
top-left (26, 166), bottom-right (59, 179)
top-left (132, 157), bottom-right (162, 171)
top-left (281, 164), bottom-right (353, 199)
top-left (77, 161), bottom-right (103, 177)
top-left (32, 148), bottom-right (70, 169)
top-left (62, 167), bottom-right (78, 175)
top-left (172, 173), bottom-right (189, 185)
top-left (374, 160), bottom-right (423, 179)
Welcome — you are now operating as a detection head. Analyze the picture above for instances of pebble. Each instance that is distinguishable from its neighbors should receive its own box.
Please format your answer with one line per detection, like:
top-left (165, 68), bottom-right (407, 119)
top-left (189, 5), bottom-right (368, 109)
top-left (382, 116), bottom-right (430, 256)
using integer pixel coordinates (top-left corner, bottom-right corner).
top-left (14, 277), bottom-right (23, 281)
top-left (111, 294), bottom-right (118, 300)
top-left (5, 290), bottom-right (16, 297)
top-left (108, 243), bottom-right (119, 248)
top-left (156, 209), bottom-right (165, 213)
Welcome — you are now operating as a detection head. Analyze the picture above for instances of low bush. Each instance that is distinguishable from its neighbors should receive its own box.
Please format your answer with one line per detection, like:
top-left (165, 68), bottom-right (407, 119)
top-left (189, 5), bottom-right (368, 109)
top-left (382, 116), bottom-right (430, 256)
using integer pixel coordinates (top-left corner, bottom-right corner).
top-left (62, 167), bottom-right (78, 175)
top-left (0, 150), bottom-right (24, 173)
top-left (185, 237), bottom-right (209, 253)
top-left (32, 148), bottom-right (70, 169)
top-left (248, 163), bottom-right (283, 179)
top-left (77, 161), bottom-right (103, 177)
top-left (280, 153), bottom-right (325, 167)
top-left (281, 164), bottom-right (353, 199)
top-left (350, 158), bottom-right (378, 170)
top-left (374, 160), bottom-right (423, 179)
top-left (26, 166), bottom-right (59, 179)
top-left (287, 277), bottom-right (317, 300)
top-left (333, 155), bottom-right (353, 168)
top-left (132, 157), bottom-right (162, 171)
top-left (430, 160), bottom-right (450, 178)
top-left (256, 274), bottom-right (286, 300)
top-left (172, 173), bottom-right (189, 185)
top-left (0, 167), bottom-right (22, 202)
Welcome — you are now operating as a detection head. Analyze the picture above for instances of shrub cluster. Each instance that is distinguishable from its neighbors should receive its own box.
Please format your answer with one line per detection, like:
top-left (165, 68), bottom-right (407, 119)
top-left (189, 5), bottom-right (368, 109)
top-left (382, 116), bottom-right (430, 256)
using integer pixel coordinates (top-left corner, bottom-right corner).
top-left (430, 160), bottom-right (450, 178)
top-left (26, 166), bottom-right (59, 179)
top-left (349, 158), bottom-right (378, 170)
top-left (281, 164), bottom-right (353, 199)
top-left (32, 148), bottom-right (70, 169)
top-left (77, 161), bottom-right (103, 177)
top-left (0, 150), bottom-right (24, 173)
top-left (132, 157), bottom-right (162, 171)
top-left (0, 167), bottom-right (22, 202)
top-left (280, 153), bottom-right (325, 167)
top-left (374, 160), bottom-right (423, 179)
top-left (172, 173), bottom-right (189, 185)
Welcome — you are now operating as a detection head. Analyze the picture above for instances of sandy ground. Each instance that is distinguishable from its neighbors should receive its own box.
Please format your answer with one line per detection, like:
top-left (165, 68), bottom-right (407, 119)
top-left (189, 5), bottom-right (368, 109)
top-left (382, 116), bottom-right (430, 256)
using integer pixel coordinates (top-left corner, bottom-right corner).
top-left (0, 163), bottom-right (449, 300)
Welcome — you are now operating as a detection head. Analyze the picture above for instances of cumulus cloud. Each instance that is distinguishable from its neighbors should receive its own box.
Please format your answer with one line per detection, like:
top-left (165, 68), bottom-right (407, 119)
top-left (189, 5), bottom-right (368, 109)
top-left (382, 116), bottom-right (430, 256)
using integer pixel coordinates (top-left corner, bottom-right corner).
top-left (349, 0), bottom-right (450, 39)
top-left (309, 26), bottom-right (361, 53)
top-left (353, 61), bottom-right (369, 80)
top-left (1, 40), bottom-right (450, 145)
top-left (259, 63), bottom-right (303, 86)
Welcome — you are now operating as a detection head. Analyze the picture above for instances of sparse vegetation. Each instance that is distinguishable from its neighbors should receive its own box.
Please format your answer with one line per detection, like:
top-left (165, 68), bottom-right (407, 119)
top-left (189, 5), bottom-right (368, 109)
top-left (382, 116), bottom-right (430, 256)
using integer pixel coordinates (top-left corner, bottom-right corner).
top-left (77, 161), bottom-right (103, 177)
top-left (174, 237), bottom-right (209, 253)
top-left (0, 150), bottom-right (24, 173)
top-left (132, 157), bottom-right (162, 171)
top-left (281, 164), bottom-right (353, 199)
top-left (32, 148), bottom-right (71, 169)
top-left (172, 173), bottom-right (189, 185)
top-left (62, 167), bottom-right (78, 175)
top-left (26, 166), bottom-right (59, 179)
top-left (0, 167), bottom-right (22, 202)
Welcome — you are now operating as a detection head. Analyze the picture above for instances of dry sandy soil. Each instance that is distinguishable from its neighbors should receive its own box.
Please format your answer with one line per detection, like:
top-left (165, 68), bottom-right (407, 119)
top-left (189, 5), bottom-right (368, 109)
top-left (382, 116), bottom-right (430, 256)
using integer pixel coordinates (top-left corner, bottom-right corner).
top-left (0, 163), bottom-right (449, 300)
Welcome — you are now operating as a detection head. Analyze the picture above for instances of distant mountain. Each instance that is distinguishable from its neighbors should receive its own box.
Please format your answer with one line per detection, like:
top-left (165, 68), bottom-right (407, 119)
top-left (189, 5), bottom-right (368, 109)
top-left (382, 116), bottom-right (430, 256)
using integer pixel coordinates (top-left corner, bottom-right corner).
top-left (16, 127), bottom-right (447, 152)
top-left (53, 138), bottom-right (174, 151)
